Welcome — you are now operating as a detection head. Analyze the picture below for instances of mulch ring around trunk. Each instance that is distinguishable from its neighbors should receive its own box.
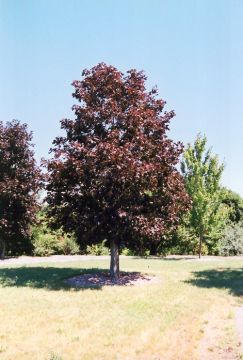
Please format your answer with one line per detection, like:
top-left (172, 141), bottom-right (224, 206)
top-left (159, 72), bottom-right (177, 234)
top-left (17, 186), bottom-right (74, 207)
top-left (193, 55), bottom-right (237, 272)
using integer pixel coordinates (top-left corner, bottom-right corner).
top-left (64, 271), bottom-right (158, 288)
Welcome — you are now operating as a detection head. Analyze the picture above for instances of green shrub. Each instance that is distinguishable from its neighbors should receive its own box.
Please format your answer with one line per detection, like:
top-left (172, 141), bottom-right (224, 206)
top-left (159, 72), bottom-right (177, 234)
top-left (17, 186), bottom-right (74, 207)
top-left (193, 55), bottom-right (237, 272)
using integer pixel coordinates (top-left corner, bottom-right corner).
top-left (193, 242), bottom-right (208, 256)
top-left (31, 210), bottom-right (80, 256)
top-left (58, 233), bottom-right (80, 255)
top-left (121, 247), bottom-right (136, 256)
top-left (218, 222), bottom-right (243, 256)
top-left (32, 233), bottom-right (60, 256)
top-left (32, 232), bottom-right (80, 256)
top-left (86, 240), bottom-right (109, 255)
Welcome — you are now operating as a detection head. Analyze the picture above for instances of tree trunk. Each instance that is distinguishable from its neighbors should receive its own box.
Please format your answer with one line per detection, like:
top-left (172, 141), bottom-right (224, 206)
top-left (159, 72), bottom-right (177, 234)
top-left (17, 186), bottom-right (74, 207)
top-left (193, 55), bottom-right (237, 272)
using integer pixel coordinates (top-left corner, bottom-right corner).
top-left (150, 242), bottom-right (158, 256)
top-left (110, 238), bottom-right (119, 280)
top-left (0, 239), bottom-right (5, 260)
top-left (198, 231), bottom-right (203, 259)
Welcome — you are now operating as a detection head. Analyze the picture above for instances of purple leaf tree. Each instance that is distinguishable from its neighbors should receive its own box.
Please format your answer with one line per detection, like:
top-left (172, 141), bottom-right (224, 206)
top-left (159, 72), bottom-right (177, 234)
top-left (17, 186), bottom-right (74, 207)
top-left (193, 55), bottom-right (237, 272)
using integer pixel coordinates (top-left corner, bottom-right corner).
top-left (46, 63), bottom-right (190, 279)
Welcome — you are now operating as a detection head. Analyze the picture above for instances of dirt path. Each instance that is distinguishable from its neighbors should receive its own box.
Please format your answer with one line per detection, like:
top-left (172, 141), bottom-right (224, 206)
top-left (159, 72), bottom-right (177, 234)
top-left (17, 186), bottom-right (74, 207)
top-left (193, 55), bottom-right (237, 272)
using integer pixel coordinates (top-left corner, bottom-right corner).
top-left (1, 254), bottom-right (243, 267)
top-left (236, 307), bottom-right (243, 355)
top-left (198, 304), bottom-right (243, 360)
top-left (0, 254), bottom-right (110, 266)
top-left (165, 255), bottom-right (243, 262)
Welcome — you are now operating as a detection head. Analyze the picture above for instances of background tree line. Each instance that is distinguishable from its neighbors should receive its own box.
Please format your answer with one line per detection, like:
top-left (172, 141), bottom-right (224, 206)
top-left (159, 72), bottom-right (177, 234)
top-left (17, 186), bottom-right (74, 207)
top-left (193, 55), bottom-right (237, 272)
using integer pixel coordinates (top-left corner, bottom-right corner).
top-left (1, 63), bottom-right (243, 277)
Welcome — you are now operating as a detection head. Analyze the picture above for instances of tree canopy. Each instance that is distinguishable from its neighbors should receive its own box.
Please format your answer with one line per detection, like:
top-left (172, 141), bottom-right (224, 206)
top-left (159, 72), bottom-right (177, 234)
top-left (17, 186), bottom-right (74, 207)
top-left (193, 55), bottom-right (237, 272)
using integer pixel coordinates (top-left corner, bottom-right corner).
top-left (0, 120), bottom-right (40, 258)
top-left (46, 63), bottom-right (190, 278)
top-left (221, 188), bottom-right (243, 224)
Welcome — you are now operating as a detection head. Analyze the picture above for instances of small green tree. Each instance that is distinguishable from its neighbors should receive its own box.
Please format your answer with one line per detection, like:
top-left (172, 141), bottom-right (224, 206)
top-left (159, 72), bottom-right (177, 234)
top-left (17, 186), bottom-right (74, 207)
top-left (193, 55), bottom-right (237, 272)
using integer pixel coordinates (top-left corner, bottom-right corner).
top-left (181, 134), bottom-right (228, 258)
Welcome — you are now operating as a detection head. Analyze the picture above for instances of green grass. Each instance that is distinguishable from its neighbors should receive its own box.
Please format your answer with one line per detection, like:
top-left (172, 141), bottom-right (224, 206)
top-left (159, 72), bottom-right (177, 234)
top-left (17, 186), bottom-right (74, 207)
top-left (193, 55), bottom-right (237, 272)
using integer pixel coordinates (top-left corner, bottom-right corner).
top-left (0, 257), bottom-right (242, 359)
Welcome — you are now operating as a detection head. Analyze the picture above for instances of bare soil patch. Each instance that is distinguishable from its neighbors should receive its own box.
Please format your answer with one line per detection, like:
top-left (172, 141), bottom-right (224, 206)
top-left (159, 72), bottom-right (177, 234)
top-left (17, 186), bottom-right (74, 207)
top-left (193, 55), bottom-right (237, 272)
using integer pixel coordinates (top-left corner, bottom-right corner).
top-left (199, 304), bottom-right (242, 360)
top-left (64, 271), bottom-right (158, 287)
top-left (235, 307), bottom-right (243, 355)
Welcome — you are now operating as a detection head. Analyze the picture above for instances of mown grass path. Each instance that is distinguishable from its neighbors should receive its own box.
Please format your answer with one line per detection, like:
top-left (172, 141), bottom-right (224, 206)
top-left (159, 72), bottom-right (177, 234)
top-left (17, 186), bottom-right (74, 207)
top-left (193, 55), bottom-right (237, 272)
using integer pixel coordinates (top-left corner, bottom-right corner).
top-left (0, 256), bottom-right (242, 359)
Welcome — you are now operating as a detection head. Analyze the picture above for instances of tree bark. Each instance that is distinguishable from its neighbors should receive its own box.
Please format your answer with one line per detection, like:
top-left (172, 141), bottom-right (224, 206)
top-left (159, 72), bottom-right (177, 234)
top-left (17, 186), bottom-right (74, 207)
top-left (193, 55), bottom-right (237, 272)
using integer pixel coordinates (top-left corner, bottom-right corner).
top-left (0, 239), bottom-right (5, 260)
top-left (149, 242), bottom-right (157, 256)
top-left (110, 238), bottom-right (119, 280)
top-left (198, 231), bottom-right (203, 259)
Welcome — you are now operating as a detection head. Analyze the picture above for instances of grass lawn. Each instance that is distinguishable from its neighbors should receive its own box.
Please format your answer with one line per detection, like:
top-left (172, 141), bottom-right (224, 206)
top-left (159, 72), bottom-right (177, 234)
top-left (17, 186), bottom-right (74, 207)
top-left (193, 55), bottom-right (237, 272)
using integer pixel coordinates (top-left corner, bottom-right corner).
top-left (0, 257), bottom-right (243, 360)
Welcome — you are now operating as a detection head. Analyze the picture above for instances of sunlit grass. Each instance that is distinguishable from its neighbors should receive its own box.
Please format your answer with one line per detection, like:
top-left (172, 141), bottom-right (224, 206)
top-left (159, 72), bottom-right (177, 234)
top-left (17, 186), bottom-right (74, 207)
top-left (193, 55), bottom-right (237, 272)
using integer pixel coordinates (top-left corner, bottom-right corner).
top-left (0, 257), bottom-right (242, 359)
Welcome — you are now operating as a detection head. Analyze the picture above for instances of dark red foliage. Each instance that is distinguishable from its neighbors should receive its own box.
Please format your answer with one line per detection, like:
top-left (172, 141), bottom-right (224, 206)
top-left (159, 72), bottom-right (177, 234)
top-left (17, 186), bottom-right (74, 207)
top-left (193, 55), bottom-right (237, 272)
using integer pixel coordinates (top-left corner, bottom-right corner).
top-left (0, 120), bottom-right (41, 256)
top-left (46, 63), bottom-right (190, 251)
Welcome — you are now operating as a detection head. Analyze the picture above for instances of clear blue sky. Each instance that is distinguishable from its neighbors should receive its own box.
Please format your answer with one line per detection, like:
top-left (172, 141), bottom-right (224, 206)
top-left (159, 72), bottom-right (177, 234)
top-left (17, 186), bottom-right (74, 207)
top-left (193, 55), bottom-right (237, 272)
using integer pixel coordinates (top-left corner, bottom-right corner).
top-left (0, 0), bottom-right (243, 195)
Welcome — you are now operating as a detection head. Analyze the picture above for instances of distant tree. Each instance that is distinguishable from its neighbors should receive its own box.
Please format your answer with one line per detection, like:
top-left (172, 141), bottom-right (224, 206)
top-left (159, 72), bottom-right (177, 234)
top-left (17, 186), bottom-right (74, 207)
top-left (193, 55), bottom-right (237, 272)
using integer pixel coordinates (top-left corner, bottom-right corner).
top-left (46, 63), bottom-right (190, 279)
top-left (181, 134), bottom-right (228, 258)
top-left (0, 120), bottom-right (40, 258)
top-left (218, 221), bottom-right (243, 256)
top-left (221, 188), bottom-right (243, 223)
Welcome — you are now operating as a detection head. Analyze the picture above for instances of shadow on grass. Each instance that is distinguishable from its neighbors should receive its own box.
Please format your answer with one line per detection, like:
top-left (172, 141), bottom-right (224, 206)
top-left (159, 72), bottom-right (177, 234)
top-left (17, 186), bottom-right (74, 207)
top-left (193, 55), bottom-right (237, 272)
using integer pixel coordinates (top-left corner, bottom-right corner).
top-left (0, 266), bottom-right (149, 291)
top-left (186, 268), bottom-right (243, 297)
top-left (0, 266), bottom-right (108, 291)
